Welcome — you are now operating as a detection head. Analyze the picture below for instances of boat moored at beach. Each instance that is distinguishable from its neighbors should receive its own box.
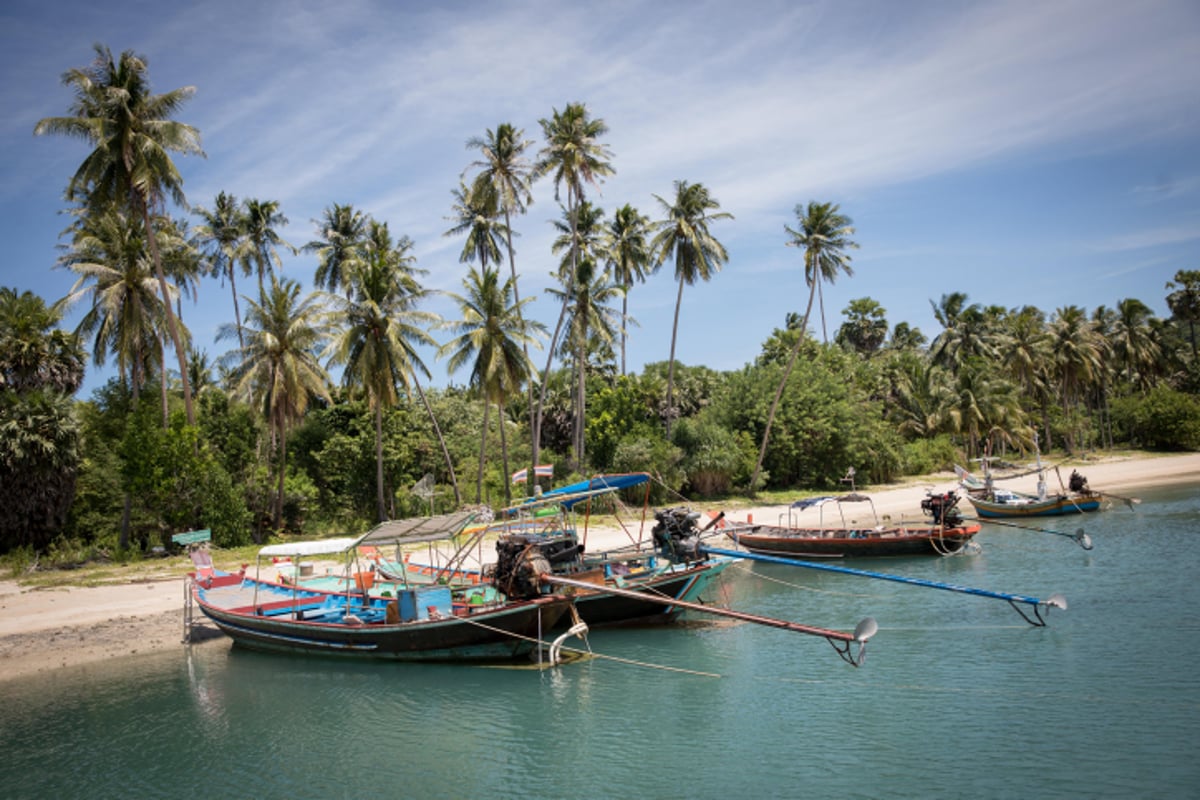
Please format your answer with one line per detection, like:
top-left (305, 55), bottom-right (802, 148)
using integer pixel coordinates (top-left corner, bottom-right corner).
top-left (187, 511), bottom-right (573, 662)
top-left (720, 490), bottom-right (981, 558)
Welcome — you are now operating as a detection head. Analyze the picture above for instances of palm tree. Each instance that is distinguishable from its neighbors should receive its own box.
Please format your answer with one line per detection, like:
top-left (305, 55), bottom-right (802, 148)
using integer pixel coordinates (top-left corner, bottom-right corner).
top-left (60, 207), bottom-right (169, 402)
top-left (531, 102), bottom-right (614, 482)
top-left (1112, 297), bottom-right (1161, 391)
top-left (35, 44), bottom-right (204, 425)
top-left (750, 201), bottom-right (855, 493)
top-left (59, 206), bottom-right (171, 547)
top-left (465, 122), bottom-right (537, 493)
top-left (192, 192), bottom-right (250, 348)
top-left (545, 257), bottom-right (624, 466)
top-left (1048, 305), bottom-right (1102, 452)
top-left (603, 204), bottom-right (651, 376)
top-left (444, 179), bottom-right (505, 272)
top-left (0, 289), bottom-right (85, 554)
top-left (305, 203), bottom-right (368, 294)
top-left (1165, 269), bottom-right (1200, 358)
top-left (439, 267), bottom-right (541, 506)
top-left (649, 180), bottom-right (733, 438)
top-left (242, 198), bottom-right (293, 295)
top-left (326, 221), bottom-right (447, 522)
top-left (219, 277), bottom-right (331, 533)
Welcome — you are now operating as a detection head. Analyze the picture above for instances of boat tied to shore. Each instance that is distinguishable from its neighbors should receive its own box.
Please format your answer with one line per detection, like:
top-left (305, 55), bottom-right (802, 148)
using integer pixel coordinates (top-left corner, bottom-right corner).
top-left (719, 489), bottom-right (982, 558)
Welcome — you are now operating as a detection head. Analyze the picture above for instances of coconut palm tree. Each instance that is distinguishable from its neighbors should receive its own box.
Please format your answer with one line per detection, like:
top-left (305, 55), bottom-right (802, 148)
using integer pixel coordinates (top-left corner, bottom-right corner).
top-left (439, 267), bottom-right (542, 505)
top-left (1048, 305), bottom-right (1102, 452)
top-left (465, 122), bottom-right (538, 493)
top-left (545, 257), bottom-right (624, 466)
top-left (59, 206), bottom-right (174, 547)
top-left (192, 191), bottom-right (251, 348)
top-left (35, 44), bottom-right (204, 425)
top-left (648, 180), bottom-right (732, 438)
top-left (60, 207), bottom-right (169, 402)
top-left (219, 277), bottom-right (331, 534)
top-left (1165, 269), bottom-right (1200, 359)
top-left (603, 204), bottom-right (651, 376)
top-left (750, 201), bottom-right (855, 493)
top-left (444, 179), bottom-right (505, 272)
top-left (242, 198), bottom-right (293, 295)
top-left (1112, 297), bottom-right (1161, 391)
top-left (305, 203), bottom-right (369, 295)
top-left (531, 102), bottom-right (614, 480)
top-left (326, 222), bottom-right (448, 521)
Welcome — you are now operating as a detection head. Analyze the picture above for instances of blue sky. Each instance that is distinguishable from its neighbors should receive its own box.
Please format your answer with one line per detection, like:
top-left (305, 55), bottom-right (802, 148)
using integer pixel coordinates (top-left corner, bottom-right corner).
top-left (3, 0), bottom-right (1198, 398)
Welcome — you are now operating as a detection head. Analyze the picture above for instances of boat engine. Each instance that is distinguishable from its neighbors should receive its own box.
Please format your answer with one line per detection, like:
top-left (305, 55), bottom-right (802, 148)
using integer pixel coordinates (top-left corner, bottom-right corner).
top-left (651, 507), bottom-right (708, 563)
top-left (489, 534), bottom-right (581, 599)
top-left (921, 490), bottom-right (964, 527)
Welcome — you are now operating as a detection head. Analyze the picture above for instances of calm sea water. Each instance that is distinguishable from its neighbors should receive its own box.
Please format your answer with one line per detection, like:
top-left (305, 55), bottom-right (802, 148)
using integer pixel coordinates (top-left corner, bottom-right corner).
top-left (2, 483), bottom-right (1198, 799)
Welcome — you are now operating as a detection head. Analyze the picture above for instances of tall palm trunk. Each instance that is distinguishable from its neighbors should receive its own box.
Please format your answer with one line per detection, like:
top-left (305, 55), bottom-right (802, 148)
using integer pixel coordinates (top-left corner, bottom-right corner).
top-left (119, 371), bottom-right (142, 551)
top-left (502, 209), bottom-right (537, 500)
top-left (374, 402), bottom-right (386, 522)
top-left (229, 264), bottom-right (245, 350)
top-left (532, 189), bottom-right (578, 480)
top-left (750, 279), bottom-right (819, 494)
top-left (142, 201), bottom-right (195, 426)
top-left (476, 401), bottom-right (490, 503)
top-left (664, 274), bottom-right (686, 438)
top-left (274, 410), bottom-right (286, 532)
top-left (499, 400), bottom-right (511, 508)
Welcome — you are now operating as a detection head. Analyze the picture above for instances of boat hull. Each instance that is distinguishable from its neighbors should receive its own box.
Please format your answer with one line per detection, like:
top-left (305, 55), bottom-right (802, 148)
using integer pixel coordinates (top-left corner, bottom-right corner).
top-left (195, 583), bottom-right (570, 662)
top-left (726, 524), bottom-right (981, 558)
top-left (966, 494), bottom-right (1102, 518)
top-left (397, 557), bottom-right (735, 627)
top-left (566, 559), bottom-right (734, 626)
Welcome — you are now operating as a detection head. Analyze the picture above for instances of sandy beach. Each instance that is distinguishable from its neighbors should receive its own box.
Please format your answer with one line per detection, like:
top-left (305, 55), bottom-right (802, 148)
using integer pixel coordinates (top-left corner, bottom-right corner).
top-left (2, 451), bottom-right (1197, 683)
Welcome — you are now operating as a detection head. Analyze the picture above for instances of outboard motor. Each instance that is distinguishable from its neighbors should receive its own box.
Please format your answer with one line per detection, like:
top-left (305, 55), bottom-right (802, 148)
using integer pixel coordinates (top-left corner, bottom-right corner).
top-left (921, 490), bottom-right (963, 527)
top-left (651, 507), bottom-right (708, 563)
top-left (489, 534), bottom-right (580, 599)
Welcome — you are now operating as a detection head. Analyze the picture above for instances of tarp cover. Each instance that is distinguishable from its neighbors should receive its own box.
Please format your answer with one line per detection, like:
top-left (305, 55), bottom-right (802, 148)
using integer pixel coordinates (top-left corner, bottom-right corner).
top-left (255, 511), bottom-right (479, 558)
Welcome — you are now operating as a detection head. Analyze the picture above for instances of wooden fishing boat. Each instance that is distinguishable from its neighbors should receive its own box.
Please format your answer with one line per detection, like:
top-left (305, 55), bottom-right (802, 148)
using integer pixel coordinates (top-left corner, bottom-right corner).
top-left (956, 464), bottom-right (1104, 518)
top-left (721, 490), bottom-right (981, 558)
top-left (370, 474), bottom-right (738, 627)
top-left (962, 490), bottom-right (1103, 518)
top-left (188, 511), bottom-right (573, 662)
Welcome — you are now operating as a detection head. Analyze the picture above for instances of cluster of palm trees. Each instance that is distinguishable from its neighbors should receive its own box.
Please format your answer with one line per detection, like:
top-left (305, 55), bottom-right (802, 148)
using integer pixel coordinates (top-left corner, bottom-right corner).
top-left (32, 45), bottom-right (758, 526)
top-left (884, 290), bottom-right (1177, 458)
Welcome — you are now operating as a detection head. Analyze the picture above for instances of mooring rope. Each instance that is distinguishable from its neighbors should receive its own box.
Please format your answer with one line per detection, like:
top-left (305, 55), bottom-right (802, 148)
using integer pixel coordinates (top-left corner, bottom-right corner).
top-left (454, 609), bottom-right (723, 678)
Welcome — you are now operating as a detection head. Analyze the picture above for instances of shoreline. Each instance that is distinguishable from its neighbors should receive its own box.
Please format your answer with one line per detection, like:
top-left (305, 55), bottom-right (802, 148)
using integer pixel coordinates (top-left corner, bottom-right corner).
top-left (2, 451), bottom-right (1197, 683)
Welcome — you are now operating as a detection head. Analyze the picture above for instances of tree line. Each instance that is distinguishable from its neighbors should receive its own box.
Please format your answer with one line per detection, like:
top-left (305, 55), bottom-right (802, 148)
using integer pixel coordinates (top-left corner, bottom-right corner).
top-left (2, 44), bottom-right (1198, 559)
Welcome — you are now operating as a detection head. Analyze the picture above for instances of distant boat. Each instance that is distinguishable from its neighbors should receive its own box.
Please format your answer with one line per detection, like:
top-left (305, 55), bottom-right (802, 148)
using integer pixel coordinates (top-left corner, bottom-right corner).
top-left (721, 490), bottom-right (981, 558)
top-left (955, 464), bottom-right (1104, 518)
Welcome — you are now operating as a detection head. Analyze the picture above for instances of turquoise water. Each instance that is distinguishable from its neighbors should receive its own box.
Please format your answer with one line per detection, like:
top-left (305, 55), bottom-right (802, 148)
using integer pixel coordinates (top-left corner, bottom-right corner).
top-left (2, 483), bottom-right (1198, 799)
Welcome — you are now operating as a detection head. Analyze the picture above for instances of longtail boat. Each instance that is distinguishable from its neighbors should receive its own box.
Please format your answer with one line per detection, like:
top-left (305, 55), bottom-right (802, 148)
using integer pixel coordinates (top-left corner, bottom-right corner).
top-left (720, 490), bottom-right (981, 558)
top-left (956, 463), bottom-right (1105, 518)
top-left (187, 511), bottom-right (572, 662)
top-left (373, 473), bottom-right (738, 627)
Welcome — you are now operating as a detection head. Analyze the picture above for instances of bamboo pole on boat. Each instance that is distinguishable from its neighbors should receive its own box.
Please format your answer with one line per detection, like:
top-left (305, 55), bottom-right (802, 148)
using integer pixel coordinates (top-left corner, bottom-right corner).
top-left (539, 572), bottom-right (877, 666)
top-left (701, 545), bottom-right (1066, 627)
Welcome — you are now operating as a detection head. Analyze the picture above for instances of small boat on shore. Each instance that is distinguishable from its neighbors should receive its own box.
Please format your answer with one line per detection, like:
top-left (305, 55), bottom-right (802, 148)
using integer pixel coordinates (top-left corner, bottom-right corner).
top-left (721, 490), bottom-right (981, 558)
top-left (188, 511), bottom-right (573, 662)
top-left (956, 464), bottom-right (1104, 518)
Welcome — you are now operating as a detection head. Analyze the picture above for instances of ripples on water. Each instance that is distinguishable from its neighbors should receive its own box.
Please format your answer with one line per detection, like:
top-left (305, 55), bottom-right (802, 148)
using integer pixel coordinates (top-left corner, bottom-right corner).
top-left (2, 484), bottom-right (1198, 799)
